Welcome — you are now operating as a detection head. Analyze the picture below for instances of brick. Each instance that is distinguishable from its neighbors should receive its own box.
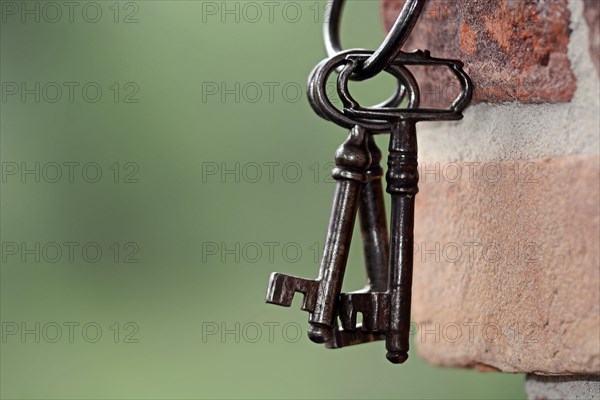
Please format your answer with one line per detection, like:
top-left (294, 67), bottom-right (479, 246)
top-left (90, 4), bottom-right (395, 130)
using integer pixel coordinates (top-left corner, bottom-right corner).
top-left (412, 155), bottom-right (600, 374)
top-left (382, 0), bottom-right (577, 105)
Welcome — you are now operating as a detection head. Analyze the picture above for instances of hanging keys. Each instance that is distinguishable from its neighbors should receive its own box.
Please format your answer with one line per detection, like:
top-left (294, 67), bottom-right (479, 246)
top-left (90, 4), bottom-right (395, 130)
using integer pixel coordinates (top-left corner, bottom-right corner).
top-left (266, 127), bottom-right (389, 348)
top-left (266, 52), bottom-right (419, 345)
top-left (385, 118), bottom-right (419, 363)
top-left (265, 0), bottom-right (473, 364)
top-left (312, 51), bottom-right (421, 349)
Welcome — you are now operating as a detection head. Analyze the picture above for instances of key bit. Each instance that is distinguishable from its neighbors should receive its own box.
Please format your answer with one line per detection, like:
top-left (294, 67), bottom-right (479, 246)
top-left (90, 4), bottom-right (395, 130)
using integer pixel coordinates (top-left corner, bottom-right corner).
top-left (265, 125), bottom-right (371, 344)
top-left (265, 273), bottom-right (319, 312)
top-left (338, 291), bottom-right (388, 332)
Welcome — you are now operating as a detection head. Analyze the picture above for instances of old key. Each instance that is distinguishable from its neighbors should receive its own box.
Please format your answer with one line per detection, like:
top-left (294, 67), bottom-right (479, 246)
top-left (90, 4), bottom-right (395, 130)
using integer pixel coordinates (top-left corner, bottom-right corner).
top-left (266, 51), bottom-right (419, 344)
top-left (265, 0), bottom-right (473, 363)
top-left (335, 50), bottom-right (472, 362)
top-left (266, 124), bottom-right (370, 344)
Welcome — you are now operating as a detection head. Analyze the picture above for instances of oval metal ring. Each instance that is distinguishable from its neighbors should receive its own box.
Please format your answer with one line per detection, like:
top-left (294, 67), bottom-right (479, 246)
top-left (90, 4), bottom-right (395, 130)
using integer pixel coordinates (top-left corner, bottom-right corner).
top-left (339, 51), bottom-right (473, 122)
top-left (308, 49), bottom-right (420, 132)
top-left (336, 55), bottom-right (418, 115)
top-left (308, 51), bottom-right (407, 121)
top-left (324, 0), bottom-right (424, 81)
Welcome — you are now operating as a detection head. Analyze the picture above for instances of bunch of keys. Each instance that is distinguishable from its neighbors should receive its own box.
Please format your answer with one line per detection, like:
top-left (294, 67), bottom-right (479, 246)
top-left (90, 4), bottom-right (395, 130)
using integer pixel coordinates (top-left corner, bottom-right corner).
top-left (265, 0), bottom-right (472, 364)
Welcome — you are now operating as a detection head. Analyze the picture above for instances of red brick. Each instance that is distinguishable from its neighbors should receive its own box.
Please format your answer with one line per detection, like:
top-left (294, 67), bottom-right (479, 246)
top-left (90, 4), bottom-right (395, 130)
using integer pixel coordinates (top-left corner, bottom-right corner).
top-left (382, 0), bottom-right (577, 105)
top-left (412, 155), bottom-right (600, 374)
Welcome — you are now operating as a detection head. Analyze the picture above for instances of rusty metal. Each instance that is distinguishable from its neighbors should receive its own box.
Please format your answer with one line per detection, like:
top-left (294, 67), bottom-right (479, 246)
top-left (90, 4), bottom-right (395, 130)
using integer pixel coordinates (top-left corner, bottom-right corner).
top-left (322, 138), bottom-right (391, 349)
top-left (326, 137), bottom-right (390, 349)
top-left (338, 51), bottom-right (473, 122)
top-left (265, 0), bottom-right (473, 364)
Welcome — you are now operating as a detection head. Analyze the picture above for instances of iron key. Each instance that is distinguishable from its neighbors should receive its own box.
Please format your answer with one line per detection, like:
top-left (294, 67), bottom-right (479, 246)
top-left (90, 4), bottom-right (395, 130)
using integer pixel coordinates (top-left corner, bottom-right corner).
top-left (266, 125), bottom-right (371, 343)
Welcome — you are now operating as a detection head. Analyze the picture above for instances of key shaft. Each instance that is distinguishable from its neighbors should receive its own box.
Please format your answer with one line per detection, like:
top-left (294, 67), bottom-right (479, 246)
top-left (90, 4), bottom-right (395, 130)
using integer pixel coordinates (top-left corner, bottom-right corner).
top-left (308, 125), bottom-right (371, 343)
top-left (385, 119), bottom-right (418, 364)
top-left (359, 134), bottom-right (390, 293)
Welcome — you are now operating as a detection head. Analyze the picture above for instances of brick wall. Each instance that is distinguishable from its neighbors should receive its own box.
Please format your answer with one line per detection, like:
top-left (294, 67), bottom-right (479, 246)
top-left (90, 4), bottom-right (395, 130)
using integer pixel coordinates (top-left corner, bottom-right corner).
top-left (383, 0), bottom-right (600, 375)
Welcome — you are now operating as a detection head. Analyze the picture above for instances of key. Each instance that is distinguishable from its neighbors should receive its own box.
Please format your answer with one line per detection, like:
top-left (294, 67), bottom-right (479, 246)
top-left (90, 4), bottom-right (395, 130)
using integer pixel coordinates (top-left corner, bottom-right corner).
top-left (333, 119), bottom-right (418, 362)
top-left (266, 124), bottom-right (371, 343)
top-left (336, 50), bottom-right (472, 363)
top-left (267, 47), bottom-right (470, 361)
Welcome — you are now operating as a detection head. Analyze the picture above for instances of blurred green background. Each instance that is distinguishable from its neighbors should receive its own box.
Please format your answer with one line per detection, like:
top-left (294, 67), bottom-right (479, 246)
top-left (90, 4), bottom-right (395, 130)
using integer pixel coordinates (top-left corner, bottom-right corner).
top-left (1, 1), bottom-right (525, 398)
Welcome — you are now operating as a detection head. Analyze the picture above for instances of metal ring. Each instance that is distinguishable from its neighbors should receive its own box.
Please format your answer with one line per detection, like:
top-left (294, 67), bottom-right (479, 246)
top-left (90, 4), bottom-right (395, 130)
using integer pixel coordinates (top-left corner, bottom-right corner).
top-left (339, 51), bottom-right (473, 122)
top-left (324, 0), bottom-right (424, 81)
top-left (307, 49), bottom-right (420, 132)
top-left (307, 52), bottom-right (407, 121)
top-left (308, 50), bottom-right (418, 131)
top-left (336, 55), bottom-right (419, 113)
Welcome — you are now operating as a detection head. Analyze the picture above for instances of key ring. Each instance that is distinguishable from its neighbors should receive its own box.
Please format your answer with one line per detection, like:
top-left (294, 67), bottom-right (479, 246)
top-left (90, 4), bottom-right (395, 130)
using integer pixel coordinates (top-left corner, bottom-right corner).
top-left (267, 0), bottom-right (474, 365)
top-left (324, 0), bottom-right (425, 81)
top-left (307, 49), bottom-right (420, 132)
top-left (307, 51), bottom-right (409, 122)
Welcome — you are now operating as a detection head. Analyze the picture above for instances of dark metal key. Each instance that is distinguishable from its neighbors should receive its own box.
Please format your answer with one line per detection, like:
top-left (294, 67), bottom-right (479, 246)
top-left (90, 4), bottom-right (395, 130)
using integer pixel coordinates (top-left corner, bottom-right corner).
top-left (337, 51), bottom-right (472, 363)
top-left (267, 52), bottom-right (415, 346)
top-left (266, 125), bottom-right (371, 343)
